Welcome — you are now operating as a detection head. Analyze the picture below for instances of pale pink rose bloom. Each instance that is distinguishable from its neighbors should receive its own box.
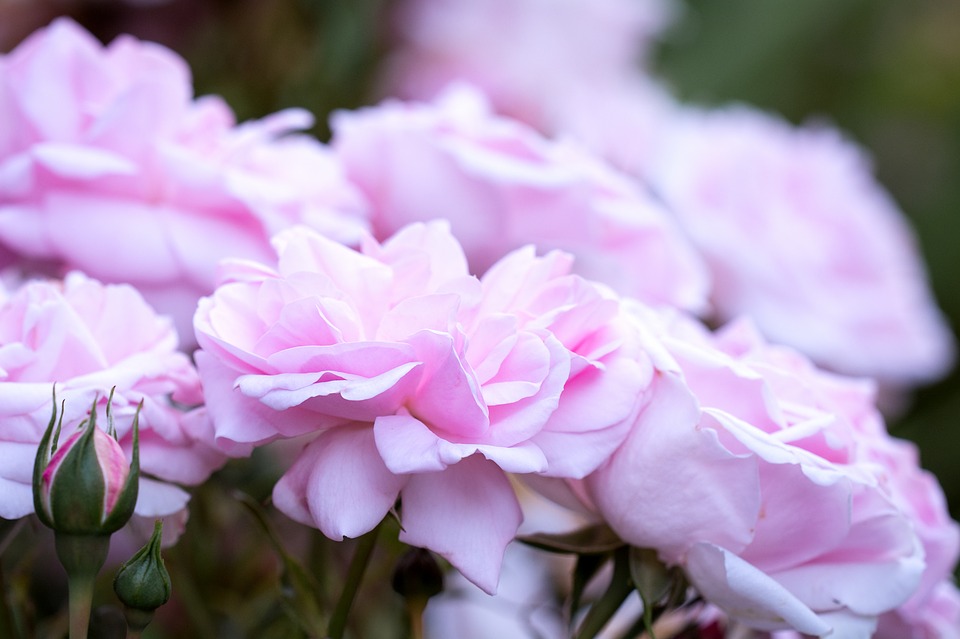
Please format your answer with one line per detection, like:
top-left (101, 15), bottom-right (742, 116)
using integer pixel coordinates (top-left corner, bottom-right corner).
top-left (0, 271), bottom-right (225, 521)
top-left (384, 0), bottom-right (676, 129)
top-left (581, 311), bottom-right (931, 637)
top-left (647, 105), bottom-right (954, 385)
top-left (0, 18), bottom-right (369, 337)
top-left (332, 86), bottom-right (709, 313)
top-left (194, 221), bottom-right (662, 593)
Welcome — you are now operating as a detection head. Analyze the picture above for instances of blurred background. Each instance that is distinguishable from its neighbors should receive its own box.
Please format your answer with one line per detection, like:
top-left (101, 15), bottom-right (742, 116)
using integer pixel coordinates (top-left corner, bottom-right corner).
top-left (1, 1), bottom-right (958, 633)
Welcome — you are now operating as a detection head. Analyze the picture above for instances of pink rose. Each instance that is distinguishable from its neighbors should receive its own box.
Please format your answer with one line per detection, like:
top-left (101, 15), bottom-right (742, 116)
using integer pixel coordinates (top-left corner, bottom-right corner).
top-left (384, 0), bottom-right (676, 128)
top-left (194, 221), bottom-right (661, 593)
top-left (332, 86), bottom-right (709, 313)
top-left (582, 312), bottom-right (932, 636)
top-left (0, 271), bottom-right (224, 521)
top-left (646, 105), bottom-right (954, 385)
top-left (0, 18), bottom-right (368, 337)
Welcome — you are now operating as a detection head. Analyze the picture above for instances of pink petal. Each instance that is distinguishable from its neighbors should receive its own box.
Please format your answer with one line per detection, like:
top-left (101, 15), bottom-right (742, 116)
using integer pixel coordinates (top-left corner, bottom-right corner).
top-left (483, 333), bottom-right (569, 449)
top-left (586, 373), bottom-right (760, 562)
top-left (374, 413), bottom-right (548, 474)
top-left (194, 350), bottom-right (289, 454)
top-left (399, 455), bottom-right (522, 594)
top-left (31, 142), bottom-right (138, 178)
top-left (273, 425), bottom-right (406, 540)
top-left (685, 543), bottom-right (831, 635)
top-left (133, 477), bottom-right (191, 518)
top-left (406, 330), bottom-right (488, 439)
top-left (374, 413), bottom-right (452, 473)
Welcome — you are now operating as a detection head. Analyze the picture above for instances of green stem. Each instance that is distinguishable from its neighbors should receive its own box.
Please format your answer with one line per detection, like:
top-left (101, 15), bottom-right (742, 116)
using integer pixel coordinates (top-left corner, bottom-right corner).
top-left (575, 547), bottom-right (634, 639)
top-left (406, 598), bottom-right (426, 639)
top-left (123, 607), bottom-right (154, 639)
top-left (327, 522), bottom-right (382, 639)
top-left (54, 533), bottom-right (110, 639)
top-left (66, 571), bottom-right (95, 639)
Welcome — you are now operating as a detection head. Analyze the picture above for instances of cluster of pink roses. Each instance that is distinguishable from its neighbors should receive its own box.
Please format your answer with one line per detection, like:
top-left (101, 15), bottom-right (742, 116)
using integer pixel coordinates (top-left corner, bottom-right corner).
top-left (0, 10), bottom-right (957, 639)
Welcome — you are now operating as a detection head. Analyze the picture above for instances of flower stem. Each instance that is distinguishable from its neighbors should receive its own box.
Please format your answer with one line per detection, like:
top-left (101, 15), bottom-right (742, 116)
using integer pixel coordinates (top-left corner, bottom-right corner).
top-left (327, 522), bottom-right (382, 639)
top-left (67, 571), bottom-right (95, 639)
top-left (55, 534), bottom-right (110, 639)
top-left (406, 597), bottom-right (426, 639)
top-left (575, 547), bottom-right (634, 639)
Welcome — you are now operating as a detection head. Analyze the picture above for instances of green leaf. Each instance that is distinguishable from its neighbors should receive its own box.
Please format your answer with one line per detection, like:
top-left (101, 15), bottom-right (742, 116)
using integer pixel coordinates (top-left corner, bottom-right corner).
top-left (517, 523), bottom-right (624, 555)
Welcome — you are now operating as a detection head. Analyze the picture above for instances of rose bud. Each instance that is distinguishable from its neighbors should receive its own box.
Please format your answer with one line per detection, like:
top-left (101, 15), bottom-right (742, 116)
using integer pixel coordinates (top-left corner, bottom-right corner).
top-left (33, 392), bottom-right (140, 537)
top-left (114, 520), bottom-right (171, 634)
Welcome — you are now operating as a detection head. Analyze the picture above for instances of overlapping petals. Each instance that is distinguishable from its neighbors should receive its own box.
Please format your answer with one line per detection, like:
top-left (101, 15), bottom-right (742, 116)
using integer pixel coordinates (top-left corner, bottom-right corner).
top-left (195, 221), bottom-right (660, 592)
top-left (0, 271), bottom-right (224, 521)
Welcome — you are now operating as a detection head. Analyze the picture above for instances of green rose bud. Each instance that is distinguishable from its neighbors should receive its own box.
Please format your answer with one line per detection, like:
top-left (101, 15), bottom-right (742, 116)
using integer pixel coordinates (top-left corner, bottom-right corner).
top-left (114, 519), bottom-right (171, 612)
top-left (33, 390), bottom-right (141, 537)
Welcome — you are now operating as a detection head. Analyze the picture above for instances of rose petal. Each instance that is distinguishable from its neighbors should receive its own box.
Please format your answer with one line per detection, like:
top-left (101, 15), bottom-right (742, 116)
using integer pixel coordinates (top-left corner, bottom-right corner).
top-left (273, 425), bottom-right (406, 540)
top-left (685, 543), bottom-right (831, 635)
top-left (399, 455), bottom-right (522, 594)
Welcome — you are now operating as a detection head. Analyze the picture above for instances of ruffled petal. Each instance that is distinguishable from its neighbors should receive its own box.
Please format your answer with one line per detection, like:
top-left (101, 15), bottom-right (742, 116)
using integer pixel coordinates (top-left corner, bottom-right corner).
top-left (685, 543), bottom-right (831, 636)
top-left (399, 455), bottom-right (521, 594)
top-left (273, 425), bottom-right (406, 540)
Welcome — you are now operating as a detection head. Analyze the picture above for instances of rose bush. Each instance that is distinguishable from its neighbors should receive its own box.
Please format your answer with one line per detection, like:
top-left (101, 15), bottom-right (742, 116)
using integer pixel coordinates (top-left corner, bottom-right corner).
top-left (0, 271), bottom-right (223, 522)
top-left (193, 221), bottom-right (671, 593)
top-left (332, 86), bottom-right (709, 313)
top-left (0, 18), bottom-right (368, 336)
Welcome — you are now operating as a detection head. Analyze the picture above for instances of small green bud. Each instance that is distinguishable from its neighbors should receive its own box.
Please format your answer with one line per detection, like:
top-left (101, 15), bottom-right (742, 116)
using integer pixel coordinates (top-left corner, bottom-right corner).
top-left (114, 520), bottom-right (171, 614)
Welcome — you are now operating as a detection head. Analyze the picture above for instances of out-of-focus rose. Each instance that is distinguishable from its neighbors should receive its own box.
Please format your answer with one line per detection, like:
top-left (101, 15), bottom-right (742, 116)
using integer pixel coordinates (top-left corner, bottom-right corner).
top-left (194, 221), bottom-right (665, 593)
top-left (647, 105), bottom-right (955, 386)
top-left (0, 18), bottom-right (368, 337)
top-left (0, 271), bottom-right (224, 522)
top-left (581, 311), bottom-right (934, 637)
top-left (332, 86), bottom-right (709, 313)
top-left (384, 0), bottom-right (676, 129)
